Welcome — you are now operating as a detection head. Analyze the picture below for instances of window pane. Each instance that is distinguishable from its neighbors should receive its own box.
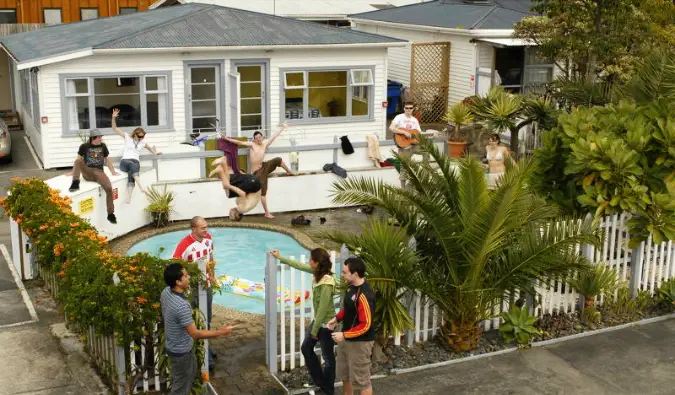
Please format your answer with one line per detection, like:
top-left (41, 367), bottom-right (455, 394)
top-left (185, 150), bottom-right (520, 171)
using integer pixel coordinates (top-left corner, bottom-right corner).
top-left (80, 8), bottom-right (99, 20)
top-left (69, 97), bottom-right (90, 130)
top-left (241, 82), bottom-right (261, 99)
top-left (285, 90), bottom-right (304, 120)
top-left (351, 69), bottom-right (372, 85)
top-left (241, 98), bottom-right (261, 115)
top-left (191, 68), bottom-right (215, 83)
top-left (119, 7), bottom-right (137, 15)
top-left (285, 72), bottom-right (305, 88)
top-left (192, 85), bottom-right (216, 100)
top-left (352, 86), bottom-right (369, 116)
top-left (192, 100), bottom-right (216, 117)
top-left (0, 10), bottom-right (17, 24)
top-left (308, 71), bottom-right (346, 87)
top-left (145, 76), bottom-right (166, 91)
top-left (66, 79), bottom-right (88, 95)
top-left (525, 49), bottom-right (550, 66)
top-left (238, 66), bottom-right (261, 82)
top-left (43, 9), bottom-right (62, 25)
top-left (146, 93), bottom-right (168, 127)
top-left (192, 117), bottom-right (218, 132)
top-left (94, 77), bottom-right (140, 94)
top-left (95, 95), bottom-right (140, 128)
top-left (524, 67), bottom-right (553, 85)
top-left (309, 86), bottom-right (346, 117)
top-left (241, 115), bottom-right (262, 130)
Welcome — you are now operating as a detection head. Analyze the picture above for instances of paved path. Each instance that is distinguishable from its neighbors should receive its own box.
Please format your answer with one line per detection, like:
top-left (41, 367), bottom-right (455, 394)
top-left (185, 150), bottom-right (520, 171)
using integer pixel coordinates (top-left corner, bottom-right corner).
top-left (347, 318), bottom-right (675, 395)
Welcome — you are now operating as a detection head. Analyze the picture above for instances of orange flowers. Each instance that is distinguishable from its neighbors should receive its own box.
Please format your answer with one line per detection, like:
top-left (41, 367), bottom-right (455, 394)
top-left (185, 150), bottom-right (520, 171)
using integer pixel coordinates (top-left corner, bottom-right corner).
top-left (201, 372), bottom-right (210, 383)
top-left (53, 243), bottom-right (64, 256)
top-left (70, 222), bottom-right (80, 228)
top-left (56, 270), bottom-right (65, 278)
top-left (137, 296), bottom-right (148, 304)
top-left (39, 224), bottom-right (49, 231)
top-left (152, 302), bottom-right (160, 309)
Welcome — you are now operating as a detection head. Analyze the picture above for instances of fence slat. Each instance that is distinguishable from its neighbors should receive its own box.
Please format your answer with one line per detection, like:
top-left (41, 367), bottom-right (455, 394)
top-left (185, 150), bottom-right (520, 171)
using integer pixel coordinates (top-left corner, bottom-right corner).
top-left (280, 263), bottom-right (286, 372)
top-left (299, 257), bottom-right (306, 368)
top-left (289, 256), bottom-right (296, 371)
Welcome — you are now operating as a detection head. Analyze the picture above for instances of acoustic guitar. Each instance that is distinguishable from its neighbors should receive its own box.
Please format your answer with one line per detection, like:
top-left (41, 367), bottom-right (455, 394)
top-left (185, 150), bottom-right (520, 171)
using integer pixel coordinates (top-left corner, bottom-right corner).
top-left (394, 128), bottom-right (439, 149)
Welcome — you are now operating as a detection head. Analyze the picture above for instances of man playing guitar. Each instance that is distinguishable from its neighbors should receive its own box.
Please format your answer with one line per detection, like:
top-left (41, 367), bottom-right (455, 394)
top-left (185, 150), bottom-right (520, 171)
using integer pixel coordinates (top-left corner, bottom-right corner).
top-left (389, 101), bottom-right (437, 187)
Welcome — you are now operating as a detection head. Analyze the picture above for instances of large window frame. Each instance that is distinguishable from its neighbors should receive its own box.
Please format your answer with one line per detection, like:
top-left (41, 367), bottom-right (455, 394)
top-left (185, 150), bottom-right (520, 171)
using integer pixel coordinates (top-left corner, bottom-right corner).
top-left (281, 66), bottom-right (375, 124)
top-left (59, 72), bottom-right (173, 136)
top-left (20, 68), bottom-right (40, 130)
top-left (80, 8), bottom-right (99, 20)
top-left (0, 9), bottom-right (17, 23)
top-left (523, 48), bottom-right (555, 94)
top-left (43, 8), bottom-right (63, 25)
top-left (119, 7), bottom-right (138, 15)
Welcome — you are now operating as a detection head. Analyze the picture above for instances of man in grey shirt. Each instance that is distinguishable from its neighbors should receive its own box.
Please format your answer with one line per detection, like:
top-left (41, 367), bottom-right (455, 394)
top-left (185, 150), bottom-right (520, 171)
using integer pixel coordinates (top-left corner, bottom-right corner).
top-left (161, 263), bottom-right (233, 395)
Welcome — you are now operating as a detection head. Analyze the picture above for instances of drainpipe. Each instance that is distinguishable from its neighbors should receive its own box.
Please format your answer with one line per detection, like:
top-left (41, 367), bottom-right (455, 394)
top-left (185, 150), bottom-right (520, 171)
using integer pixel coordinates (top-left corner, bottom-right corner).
top-left (19, 0), bottom-right (24, 24)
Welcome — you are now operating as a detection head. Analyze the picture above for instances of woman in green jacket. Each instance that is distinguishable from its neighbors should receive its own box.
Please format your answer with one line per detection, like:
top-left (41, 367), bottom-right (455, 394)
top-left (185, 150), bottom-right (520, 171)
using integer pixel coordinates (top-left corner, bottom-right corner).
top-left (270, 248), bottom-right (336, 395)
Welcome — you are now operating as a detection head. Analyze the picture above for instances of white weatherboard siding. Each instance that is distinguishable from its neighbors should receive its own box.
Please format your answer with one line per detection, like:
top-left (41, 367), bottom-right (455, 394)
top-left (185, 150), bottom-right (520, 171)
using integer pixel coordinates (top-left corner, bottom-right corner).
top-left (353, 23), bottom-right (477, 105)
top-left (37, 47), bottom-right (388, 169)
top-left (478, 43), bottom-right (494, 69)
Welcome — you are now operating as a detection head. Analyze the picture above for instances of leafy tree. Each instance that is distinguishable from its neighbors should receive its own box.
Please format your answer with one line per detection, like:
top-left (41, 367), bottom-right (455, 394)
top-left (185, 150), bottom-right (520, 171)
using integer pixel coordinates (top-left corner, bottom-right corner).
top-left (515, 0), bottom-right (675, 81)
top-left (329, 138), bottom-right (597, 351)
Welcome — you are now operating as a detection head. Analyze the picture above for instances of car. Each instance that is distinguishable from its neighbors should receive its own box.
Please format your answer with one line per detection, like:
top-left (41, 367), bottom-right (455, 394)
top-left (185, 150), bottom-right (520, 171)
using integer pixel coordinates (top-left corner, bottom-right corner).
top-left (0, 119), bottom-right (11, 163)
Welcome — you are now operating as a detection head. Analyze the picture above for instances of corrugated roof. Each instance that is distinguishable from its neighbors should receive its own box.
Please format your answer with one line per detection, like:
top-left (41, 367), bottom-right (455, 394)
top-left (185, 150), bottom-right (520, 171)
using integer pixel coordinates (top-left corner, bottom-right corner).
top-left (350, 0), bottom-right (536, 30)
top-left (1, 3), bottom-right (405, 65)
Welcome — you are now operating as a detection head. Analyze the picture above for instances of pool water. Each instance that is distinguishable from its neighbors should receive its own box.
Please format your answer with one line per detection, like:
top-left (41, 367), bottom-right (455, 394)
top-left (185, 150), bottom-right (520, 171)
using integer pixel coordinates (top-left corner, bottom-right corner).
top-left (127, 228), bottom-right (309, 314)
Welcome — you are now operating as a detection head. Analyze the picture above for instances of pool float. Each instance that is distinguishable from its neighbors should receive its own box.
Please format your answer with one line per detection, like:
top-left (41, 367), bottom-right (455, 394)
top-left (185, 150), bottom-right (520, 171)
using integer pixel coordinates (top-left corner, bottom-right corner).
top-left (218, 275), bottom-right (310, 307)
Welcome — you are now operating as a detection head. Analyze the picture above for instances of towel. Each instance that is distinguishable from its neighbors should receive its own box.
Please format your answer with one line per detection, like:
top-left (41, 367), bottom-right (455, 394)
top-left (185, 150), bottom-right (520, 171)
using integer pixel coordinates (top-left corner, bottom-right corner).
top-left (366, 135), bottom-right (382, 161)
top-left (216, 138), bottom-right (241, 174)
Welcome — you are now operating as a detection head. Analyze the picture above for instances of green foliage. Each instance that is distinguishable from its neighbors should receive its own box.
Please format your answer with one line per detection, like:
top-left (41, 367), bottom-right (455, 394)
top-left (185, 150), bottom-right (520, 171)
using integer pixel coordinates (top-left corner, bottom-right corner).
top-left (329, 137), bottom-right (598, 351)
top-left (530, 98), bottom-right (675, 246)
top-left (1, 178), bottom-right (207, 392)
top-left (499, 306), bottom-right (541, 346)
top-left (514, 0), bottom-right (675, 81)
top-left (320, 218), bottom-right (416, 342)
top-left (600, 286), bottom-right (653, 325)
top-left (145, 184), bottom-right (176, 214)
top-left (569, 264), bottom-right (619, 301)
top-left (656, 278), bottom-right (675, 311)
top-left (442, 102), bottom-right (474, 141)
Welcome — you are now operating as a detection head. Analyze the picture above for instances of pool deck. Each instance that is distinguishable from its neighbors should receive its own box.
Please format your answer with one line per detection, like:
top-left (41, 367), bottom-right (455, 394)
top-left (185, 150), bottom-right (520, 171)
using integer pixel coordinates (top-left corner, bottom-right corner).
top-left (110, 206), bottom-right (376, 394)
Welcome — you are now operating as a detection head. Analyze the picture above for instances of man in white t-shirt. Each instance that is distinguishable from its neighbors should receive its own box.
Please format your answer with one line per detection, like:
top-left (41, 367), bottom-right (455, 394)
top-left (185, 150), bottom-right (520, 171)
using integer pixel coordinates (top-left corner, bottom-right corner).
top-left (111, 108), bottom-right (162, 203)
top-left (388, 102), bottom-right (436, 188)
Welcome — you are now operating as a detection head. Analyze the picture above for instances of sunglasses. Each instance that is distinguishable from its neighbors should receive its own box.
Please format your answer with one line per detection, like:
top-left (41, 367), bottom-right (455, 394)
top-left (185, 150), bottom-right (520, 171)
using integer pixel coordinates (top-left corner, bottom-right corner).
top-left (404, 107), bottom-right (414, 110)
top-left (137, 134), bottom-right (146, 139)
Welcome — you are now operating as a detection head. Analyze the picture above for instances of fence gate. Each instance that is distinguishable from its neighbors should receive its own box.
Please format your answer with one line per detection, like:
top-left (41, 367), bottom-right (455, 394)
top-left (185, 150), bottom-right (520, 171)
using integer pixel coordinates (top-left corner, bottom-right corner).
top-left (410, 42), bottom-right (451, 124)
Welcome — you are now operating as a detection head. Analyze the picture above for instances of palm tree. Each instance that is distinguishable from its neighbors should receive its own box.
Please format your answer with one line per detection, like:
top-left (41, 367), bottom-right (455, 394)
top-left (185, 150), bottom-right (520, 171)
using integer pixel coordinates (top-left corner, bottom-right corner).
top-left (469, 88), bottom-right (558, 156)
top-left (329, 137), bottom-right (599, 351)
top-left (319, 218), bottom-right (417, 346)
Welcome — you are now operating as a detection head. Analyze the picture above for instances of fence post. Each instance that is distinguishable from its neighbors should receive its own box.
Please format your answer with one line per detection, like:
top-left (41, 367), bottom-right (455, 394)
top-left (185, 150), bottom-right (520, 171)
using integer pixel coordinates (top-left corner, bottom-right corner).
top-left (630, 242), bottom-right (645, 297)
top-left (265, 252), bottom-right (278, 374)
top-left (405, 236), bottom-right (417, 347)
top-left (115, 340), bottom-right (127, 395)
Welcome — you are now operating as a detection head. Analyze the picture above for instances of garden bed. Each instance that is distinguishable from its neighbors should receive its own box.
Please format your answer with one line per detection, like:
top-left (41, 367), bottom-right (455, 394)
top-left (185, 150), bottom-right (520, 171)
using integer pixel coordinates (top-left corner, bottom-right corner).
top-left (277, 303), bottom-right (675, 391)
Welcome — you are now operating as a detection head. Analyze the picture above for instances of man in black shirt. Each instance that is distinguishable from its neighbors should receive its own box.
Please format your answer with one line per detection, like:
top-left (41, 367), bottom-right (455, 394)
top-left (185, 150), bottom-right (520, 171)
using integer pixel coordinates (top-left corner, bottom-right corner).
top-left (208, 156), bottom-right (262, 222)
top-left (68, 129), bottom-right (119, 223)
top-left (327, 258), bottom-right (375, 395)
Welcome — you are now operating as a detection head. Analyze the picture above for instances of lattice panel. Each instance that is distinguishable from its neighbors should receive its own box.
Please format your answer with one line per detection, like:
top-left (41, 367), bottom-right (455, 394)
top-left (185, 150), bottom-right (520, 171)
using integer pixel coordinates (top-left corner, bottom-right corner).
top-left (410, 42), bottom-right (451, 124)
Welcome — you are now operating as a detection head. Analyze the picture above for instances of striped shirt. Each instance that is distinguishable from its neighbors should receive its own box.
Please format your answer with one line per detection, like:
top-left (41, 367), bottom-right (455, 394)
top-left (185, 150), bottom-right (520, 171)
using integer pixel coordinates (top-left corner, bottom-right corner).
top-left (173, 233), bottom-right (215, 287)
top-left (160, 287), bottom-right (194, 356)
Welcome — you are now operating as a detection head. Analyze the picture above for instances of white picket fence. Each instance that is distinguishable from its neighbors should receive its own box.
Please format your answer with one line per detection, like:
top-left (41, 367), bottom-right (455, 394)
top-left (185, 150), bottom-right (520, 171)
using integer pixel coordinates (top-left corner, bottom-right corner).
top-left (265, 213), bottom-right (675, 374)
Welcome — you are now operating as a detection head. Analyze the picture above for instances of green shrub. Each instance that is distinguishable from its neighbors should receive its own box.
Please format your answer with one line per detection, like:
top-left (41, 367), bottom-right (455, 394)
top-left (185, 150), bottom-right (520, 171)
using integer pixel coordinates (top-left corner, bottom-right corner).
top-left (499, 306), bottom-right (541, 346)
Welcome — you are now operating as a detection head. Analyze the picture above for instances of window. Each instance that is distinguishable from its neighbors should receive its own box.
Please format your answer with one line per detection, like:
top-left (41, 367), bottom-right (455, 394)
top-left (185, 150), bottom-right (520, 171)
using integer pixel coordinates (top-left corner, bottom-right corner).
top-left (43, 8), bottom-right (62, 25)
top-left (0, 9), bottom-right (17, 23)
top-left (20, 69), bottom-right (40, 128)
top-left (523, 48), bottom-right (554, 94)
top-left (63, 74), bottom-right (170, 132)
top-left (119, 7), bottom-right (137, 15)
top-left (20, 70), bottom-right (31, 118)
top-left (283, 68), bottom-right (374, 121)
top-left (80, 8), bottom-right (99, 20)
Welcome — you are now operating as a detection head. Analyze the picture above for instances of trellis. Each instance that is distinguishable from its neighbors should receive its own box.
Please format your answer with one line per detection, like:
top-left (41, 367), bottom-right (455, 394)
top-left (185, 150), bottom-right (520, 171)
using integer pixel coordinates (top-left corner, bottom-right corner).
top-left (410, 42), bottom-right (451, 124)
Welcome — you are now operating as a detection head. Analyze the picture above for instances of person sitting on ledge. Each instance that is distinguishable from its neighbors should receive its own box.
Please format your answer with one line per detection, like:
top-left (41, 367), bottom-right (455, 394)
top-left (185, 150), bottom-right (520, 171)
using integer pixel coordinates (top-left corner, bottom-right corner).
top-left (208, 156), bottom-right (261, 222)
top-left (68, 129), bottom-right (119, 224)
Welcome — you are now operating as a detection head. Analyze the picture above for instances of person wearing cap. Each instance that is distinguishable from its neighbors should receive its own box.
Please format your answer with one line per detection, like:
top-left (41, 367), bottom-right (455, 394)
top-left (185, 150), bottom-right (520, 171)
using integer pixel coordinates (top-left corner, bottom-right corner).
top-left (68, 129), bottom-right (119, 224)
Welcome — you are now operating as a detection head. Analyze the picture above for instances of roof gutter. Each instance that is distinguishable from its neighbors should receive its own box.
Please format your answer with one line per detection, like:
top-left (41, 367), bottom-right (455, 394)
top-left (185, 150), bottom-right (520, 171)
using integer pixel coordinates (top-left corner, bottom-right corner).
top-left (0, 43), bottom-right (18, 63)
top-left (16, 48), bottom-right (94, 70)
top-left (349, 17), bottom-right (515, 38)
top-left (92, 42), bottom-right (408, 55)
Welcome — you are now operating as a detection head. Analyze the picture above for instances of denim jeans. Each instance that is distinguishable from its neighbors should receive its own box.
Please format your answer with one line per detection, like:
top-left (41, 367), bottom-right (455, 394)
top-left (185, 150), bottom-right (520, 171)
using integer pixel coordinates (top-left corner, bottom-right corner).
top-left (119, 159), bottom-right (140, 186)
top-left (168, 351), bottom-right (196, 395)
top-left (301, 322), bottom-right (336, 395)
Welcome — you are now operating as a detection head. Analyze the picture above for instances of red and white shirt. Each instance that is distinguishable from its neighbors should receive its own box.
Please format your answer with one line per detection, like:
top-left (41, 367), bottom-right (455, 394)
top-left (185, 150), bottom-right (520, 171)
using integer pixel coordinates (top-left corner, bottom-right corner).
top-left (173, 233), bottom-right (214, 262)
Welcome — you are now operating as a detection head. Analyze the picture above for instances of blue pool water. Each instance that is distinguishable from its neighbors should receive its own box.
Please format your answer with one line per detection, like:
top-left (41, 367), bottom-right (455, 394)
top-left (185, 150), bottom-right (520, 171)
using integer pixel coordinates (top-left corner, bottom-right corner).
top-left (127, 228), bottom-right (309, 314)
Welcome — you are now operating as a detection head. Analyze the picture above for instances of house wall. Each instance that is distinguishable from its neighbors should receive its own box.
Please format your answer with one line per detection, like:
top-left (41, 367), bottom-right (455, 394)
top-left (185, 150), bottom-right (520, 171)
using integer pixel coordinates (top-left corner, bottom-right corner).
top-left (0, 0), bottom-right (149, 23)
top-left (353, 22), bottom-right (477, 106)
top-left (36, 47), bottom-right (389, 169)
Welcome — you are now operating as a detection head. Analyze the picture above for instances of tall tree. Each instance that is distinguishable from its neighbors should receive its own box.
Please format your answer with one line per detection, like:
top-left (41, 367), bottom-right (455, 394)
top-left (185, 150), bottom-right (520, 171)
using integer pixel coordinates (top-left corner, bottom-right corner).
top-left (515, 0), bottom-right (675, 82)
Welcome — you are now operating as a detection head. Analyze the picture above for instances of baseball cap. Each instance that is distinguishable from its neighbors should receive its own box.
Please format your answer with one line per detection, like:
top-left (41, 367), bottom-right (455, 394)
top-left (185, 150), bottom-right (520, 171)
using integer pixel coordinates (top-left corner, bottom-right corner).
top-left (89, 129), bottom-right (103, 138)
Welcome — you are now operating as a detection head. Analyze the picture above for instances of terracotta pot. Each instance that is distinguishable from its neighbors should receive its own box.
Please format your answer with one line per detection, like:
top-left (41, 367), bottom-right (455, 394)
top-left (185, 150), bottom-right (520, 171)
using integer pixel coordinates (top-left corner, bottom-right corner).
top-left (447, 141), bottom-right (467, 158)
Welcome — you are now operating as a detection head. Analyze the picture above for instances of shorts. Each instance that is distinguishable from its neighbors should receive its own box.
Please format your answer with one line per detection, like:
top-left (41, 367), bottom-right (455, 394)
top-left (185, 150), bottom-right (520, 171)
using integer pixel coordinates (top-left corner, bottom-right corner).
top-left (228, 174), bottom-right (261, 198)
top-left (253, 157), bottom-right (282, 196)
top-left (336, 340), bottom-right (374, 390)
top-left (119, 159), bottom-right (140, 185)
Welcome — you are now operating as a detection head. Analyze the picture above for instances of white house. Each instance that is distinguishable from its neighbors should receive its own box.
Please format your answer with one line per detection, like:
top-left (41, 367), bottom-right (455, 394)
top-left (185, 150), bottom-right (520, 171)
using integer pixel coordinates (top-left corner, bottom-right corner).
top-left (150, 0), bottom-right (433, 26)
top-left (350, 0), bottom-right (556, 123)
top-left (0, 3), bottom-right (405, 169)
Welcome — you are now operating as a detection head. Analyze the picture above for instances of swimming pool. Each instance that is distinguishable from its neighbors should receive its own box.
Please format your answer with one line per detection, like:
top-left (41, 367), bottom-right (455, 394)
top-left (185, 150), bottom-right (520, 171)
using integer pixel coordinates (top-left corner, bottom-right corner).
top-left (127, 227), bottom-right (309, 314)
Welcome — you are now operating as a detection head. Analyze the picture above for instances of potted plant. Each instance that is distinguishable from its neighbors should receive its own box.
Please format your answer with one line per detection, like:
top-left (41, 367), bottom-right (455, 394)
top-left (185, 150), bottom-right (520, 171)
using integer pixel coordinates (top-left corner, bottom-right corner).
top-left (144, 185), bottom-right (175, 228)
top-left (442, 102), bottom-right (474, 158)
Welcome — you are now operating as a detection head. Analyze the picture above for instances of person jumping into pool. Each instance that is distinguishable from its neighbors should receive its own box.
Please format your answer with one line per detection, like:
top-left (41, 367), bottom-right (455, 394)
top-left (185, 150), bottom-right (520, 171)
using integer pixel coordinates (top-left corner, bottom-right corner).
top-left (220, 123), bottom-right (294, 219)
top-left (208, 156), bottom-right (262, 222)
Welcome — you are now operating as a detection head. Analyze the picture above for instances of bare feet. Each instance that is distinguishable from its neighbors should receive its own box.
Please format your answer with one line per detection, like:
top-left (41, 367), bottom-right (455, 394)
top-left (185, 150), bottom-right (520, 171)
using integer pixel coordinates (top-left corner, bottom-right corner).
top-left (265, 213), bottom-right (276, 219)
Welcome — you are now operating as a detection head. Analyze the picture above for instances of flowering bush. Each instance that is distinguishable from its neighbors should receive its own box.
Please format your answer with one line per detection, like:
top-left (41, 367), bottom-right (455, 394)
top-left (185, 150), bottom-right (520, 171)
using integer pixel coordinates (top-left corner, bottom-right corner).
top-left (1, 178), bottom-right (205, 392)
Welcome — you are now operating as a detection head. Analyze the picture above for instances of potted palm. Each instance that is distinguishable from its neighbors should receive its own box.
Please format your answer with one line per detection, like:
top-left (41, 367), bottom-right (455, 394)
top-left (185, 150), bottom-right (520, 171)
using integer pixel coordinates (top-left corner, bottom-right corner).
top-left (442, 102), bottom-right (474, 158)
top-left (144, 185), bottom-right (175, 228)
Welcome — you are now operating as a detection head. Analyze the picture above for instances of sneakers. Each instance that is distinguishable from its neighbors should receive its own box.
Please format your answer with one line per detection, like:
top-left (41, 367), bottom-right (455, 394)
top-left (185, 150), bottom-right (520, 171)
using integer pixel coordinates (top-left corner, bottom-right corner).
top-left (107, 213), bottom-right (117, 224)
top-left (68, 179), bottom-right (80, 192)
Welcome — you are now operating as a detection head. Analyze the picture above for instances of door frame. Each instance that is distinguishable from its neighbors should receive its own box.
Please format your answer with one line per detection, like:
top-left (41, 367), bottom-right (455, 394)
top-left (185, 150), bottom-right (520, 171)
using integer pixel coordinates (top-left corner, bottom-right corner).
top-left (230, 59), bottom-right (271, 137)
top-left (183, 60), bottom-right (226, 140)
